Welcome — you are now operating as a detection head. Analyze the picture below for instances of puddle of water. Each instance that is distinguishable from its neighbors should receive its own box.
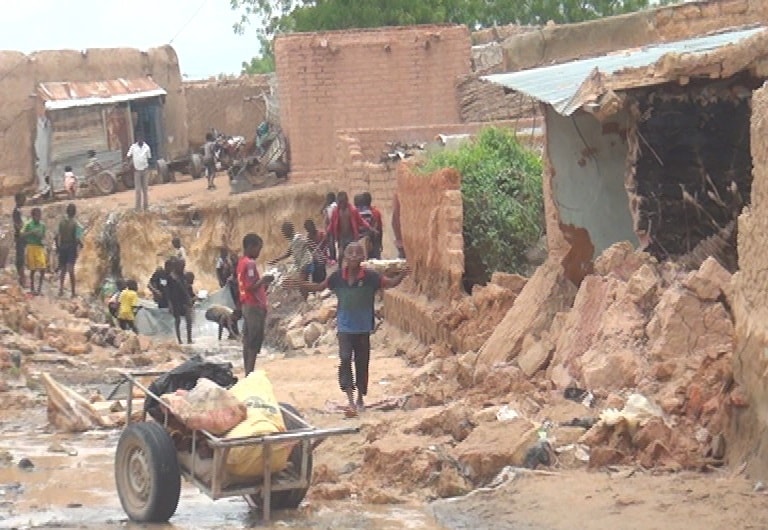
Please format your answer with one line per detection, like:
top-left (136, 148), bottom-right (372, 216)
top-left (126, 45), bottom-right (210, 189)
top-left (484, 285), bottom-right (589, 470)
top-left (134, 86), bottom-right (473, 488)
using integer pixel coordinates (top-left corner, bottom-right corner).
top-left (0, 428), bottom-right (446, 530)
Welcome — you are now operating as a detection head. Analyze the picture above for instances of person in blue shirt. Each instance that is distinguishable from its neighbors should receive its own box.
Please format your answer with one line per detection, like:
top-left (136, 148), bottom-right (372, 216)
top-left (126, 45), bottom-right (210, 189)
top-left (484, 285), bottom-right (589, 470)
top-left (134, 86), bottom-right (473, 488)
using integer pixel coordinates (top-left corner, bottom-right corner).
top-left (284, 242), bottom-right (409, 415)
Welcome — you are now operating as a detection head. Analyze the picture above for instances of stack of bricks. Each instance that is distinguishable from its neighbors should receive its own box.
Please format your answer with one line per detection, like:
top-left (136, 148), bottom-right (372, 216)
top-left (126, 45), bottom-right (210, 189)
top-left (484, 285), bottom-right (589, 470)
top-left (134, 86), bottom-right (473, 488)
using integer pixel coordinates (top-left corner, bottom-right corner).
top-left (382, 163), bottom-right (466, 346)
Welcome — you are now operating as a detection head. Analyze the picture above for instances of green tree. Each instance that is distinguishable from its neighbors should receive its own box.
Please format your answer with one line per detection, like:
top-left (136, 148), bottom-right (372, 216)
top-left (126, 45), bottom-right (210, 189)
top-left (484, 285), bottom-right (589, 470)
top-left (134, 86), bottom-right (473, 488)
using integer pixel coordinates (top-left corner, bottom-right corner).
top-left (241, 36), bottom-right (275, 74)
top-left (421, 127), bottom-right (544, 283)
top-left (233, 0), bottom-right (672, 70)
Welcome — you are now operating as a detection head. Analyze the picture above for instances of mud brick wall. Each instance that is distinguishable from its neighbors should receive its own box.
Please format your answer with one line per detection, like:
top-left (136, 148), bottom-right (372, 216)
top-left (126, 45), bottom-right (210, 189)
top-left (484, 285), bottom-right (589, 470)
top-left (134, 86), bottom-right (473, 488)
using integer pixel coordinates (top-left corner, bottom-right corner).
top-left (457, 76), bottom-right (542, 123)
top-left (382, 163), bottom-right (465, 347)
top-left (184, 75), bottom-right (272, 148)
top-left (496, 0), bottom-right (768, 72)
top-left (0, 46), bottom-right (187, 193)
top-left (274, 25), bottom-right (472, 178)
top-left (729, 84), bottom-right (768, 480)
top-left (394, 163), bottom-right (464, 299)
top-left (332, 121), bottom-right (543, 257)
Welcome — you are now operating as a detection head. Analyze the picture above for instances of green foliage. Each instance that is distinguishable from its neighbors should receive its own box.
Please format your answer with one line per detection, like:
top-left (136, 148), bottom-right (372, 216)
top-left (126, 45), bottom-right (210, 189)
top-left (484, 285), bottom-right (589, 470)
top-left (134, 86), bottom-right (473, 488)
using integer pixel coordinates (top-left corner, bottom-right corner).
top-left (231, 0), bottom-right (675, 75)
top-left (421, 127), bottom-right (544, 277)
top-left (230, 0), bottom-right (675, 41)
top-left (241, 36), bottom-right (276, 74)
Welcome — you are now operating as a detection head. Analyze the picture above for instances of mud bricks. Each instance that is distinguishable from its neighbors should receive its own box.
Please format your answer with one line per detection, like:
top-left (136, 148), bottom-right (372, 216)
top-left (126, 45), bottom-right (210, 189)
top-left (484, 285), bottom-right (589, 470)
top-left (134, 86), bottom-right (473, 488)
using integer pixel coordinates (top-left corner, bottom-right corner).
top-left (275, 25), bottom-right (472, 178)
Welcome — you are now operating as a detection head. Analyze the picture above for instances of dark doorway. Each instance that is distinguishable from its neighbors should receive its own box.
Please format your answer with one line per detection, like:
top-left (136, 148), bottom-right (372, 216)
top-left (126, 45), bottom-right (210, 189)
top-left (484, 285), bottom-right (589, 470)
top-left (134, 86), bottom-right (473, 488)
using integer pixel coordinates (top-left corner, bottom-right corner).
top-left (630, 76), bottom-right (758, 271)
top-left (131, 98), bottom-right (165, 165)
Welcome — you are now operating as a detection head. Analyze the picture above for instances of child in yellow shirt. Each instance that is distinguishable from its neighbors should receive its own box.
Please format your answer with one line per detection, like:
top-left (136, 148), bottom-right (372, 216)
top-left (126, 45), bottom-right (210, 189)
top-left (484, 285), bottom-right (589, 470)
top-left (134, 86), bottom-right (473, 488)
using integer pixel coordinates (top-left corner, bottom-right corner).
top-left (117, 279), bottom-right (140, 334)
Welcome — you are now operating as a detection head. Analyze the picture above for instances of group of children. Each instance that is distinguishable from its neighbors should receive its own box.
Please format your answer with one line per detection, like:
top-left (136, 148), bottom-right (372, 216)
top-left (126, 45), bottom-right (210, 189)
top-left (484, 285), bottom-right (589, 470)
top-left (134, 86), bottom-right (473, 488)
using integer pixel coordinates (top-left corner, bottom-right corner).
top-left (11, 193), bottom-right (84, 298)
top-left (109, 238), bottom-right (198, 344)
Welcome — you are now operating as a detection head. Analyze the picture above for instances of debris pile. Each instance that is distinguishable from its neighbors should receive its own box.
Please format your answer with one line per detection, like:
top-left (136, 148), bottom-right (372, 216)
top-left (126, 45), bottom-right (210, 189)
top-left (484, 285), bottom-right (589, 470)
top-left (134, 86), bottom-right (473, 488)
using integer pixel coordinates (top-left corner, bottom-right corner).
top-left (403, 242), bottom-right (737, 477)
top-left (379, 142), bottom-right (426, 164)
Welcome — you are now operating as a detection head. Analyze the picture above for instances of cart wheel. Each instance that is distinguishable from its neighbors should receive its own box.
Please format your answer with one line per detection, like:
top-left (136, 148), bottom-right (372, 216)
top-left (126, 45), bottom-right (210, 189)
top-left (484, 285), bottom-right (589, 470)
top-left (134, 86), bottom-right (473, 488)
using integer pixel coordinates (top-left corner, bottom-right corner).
top-left (157, 159), bottom-right (174, 183)
top-left (94, 170), bottom-right (117, 195)
top-left (189, 153), bottom-right (203, 179)
top-left (115, 422), bottom-right (181, 523)
top-left (246, 402), bottom-right (313, 511)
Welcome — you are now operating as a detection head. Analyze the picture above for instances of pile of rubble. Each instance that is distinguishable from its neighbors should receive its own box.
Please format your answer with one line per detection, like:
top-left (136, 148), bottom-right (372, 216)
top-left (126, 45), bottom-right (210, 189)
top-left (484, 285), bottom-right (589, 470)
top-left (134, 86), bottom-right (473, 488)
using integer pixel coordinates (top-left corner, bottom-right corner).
top-left (384, 244), bottom-right (746, 493)
top-left (379, 141), bottom-right (426, 164)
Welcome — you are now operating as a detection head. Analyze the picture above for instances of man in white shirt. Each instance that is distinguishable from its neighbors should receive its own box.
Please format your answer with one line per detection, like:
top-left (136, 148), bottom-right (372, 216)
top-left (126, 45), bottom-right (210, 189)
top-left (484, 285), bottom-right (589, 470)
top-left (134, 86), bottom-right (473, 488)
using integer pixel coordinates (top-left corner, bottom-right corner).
top-left (125, 134), bottom-right (152, 212)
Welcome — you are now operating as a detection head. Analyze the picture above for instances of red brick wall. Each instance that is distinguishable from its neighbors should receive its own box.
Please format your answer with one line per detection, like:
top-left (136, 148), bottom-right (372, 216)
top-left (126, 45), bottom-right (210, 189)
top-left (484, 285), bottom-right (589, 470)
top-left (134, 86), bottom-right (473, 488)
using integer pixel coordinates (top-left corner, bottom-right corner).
top-left (274, 25), bottom-right (472, 176)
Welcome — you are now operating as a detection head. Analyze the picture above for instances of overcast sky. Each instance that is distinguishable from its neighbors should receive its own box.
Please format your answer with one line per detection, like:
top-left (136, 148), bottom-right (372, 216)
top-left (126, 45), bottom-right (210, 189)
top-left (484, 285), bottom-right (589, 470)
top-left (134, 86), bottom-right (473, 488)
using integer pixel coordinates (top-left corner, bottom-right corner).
top-left (0, 0), bottom-right (258, 80)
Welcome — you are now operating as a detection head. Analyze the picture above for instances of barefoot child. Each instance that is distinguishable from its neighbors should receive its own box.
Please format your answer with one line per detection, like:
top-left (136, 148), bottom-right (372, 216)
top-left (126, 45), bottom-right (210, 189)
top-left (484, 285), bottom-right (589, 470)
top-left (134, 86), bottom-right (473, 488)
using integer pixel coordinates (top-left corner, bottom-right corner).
top-left (283, 242), bottom-right (409, 415)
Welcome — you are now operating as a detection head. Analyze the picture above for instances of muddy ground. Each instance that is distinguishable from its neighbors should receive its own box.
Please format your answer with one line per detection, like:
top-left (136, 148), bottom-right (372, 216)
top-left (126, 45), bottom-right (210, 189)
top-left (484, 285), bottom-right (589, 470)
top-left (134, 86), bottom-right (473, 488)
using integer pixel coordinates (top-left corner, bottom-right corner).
top-left (0, 178), bottom-right (767, 530)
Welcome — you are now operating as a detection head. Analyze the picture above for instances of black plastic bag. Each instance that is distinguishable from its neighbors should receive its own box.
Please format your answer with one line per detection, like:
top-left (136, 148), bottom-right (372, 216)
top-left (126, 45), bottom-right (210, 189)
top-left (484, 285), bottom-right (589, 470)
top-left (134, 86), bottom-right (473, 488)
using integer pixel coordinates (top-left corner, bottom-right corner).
top-left (143, 354), bottom-right (238, 417)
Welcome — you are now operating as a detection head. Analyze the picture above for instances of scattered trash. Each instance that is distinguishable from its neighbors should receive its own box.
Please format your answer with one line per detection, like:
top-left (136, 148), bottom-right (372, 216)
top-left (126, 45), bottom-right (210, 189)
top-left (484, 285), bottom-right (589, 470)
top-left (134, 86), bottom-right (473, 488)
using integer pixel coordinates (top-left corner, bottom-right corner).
top-left (561, 417), bottom-right (598, 429)
top-left (496, 405), bottom-right (520, 421)
top-left (556, 443), bottom-right (591, 463)
top-left (523, 439), bottom-right (553, 470)
top-left (487, 465), bottom-right (518, 488)
top-left (755, 481), bottom-right (766, 493)
top-left (41, 372), bottom-right (107, 433)
top-left (564, 387), bottom-right (594, 408)
top-left (600, 393), bottom-right (664, 429)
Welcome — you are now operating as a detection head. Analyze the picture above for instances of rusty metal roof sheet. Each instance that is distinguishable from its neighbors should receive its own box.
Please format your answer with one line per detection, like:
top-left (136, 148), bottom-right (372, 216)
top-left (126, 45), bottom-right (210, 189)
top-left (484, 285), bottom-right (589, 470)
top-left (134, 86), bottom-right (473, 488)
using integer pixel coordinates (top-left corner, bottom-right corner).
top-left (482, 25), bottom-right (767, 116)
top-left (39, 78), bottom-right (167, 111)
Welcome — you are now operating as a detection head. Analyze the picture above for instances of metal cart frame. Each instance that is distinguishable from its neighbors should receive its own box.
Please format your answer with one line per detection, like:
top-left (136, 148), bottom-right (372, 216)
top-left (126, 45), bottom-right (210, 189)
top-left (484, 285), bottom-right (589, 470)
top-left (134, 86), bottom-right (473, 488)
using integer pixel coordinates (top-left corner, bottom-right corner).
top-left (116, 369), bottom-right (358, 522)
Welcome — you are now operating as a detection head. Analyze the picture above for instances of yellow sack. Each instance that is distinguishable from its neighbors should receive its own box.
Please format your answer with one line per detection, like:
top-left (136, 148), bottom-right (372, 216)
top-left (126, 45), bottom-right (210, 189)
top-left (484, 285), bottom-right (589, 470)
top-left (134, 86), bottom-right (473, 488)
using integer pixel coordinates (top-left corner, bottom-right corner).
top-left (225, 370), bottom-right (292, 478)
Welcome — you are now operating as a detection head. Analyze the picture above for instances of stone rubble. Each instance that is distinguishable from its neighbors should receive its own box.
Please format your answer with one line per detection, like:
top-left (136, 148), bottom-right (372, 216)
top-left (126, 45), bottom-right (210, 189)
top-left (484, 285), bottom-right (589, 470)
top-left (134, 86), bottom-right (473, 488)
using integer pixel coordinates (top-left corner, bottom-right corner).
top-left (0, 239), bottom-right (744, 504)
top-left (393, 242), bottom-right (739, 493)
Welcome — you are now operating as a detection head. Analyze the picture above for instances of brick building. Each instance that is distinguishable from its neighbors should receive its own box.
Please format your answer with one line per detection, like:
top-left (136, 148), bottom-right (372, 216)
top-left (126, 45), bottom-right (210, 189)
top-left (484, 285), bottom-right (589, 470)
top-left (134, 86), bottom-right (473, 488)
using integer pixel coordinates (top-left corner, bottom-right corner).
top-left (274, 25), bottom-right (472, 181)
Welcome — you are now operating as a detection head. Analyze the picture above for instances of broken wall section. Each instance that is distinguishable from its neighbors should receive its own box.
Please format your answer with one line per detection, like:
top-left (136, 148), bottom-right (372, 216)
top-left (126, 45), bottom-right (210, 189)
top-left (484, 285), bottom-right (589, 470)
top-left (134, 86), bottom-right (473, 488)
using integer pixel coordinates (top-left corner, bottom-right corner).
top-left (76, 182), bottom-right (334, 294)
top-left (184, 75), bottom-right (273, 147)
top-left (493, 0), bottom-right (768, 73)
top-left (0, 46), bottom-right (187, 192)
top-left (627, 78), bottom-right (755, 269)
top-left (729, 83), bottom-right (768, 480)
top-left (274, 25), bottom-right (472, 180)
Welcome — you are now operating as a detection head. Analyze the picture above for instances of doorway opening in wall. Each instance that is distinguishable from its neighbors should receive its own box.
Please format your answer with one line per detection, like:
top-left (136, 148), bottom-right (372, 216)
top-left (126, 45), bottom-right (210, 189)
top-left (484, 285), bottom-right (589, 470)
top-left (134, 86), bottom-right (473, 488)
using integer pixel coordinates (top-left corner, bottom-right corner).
top-left (628, 74), bottom-right (760, 272)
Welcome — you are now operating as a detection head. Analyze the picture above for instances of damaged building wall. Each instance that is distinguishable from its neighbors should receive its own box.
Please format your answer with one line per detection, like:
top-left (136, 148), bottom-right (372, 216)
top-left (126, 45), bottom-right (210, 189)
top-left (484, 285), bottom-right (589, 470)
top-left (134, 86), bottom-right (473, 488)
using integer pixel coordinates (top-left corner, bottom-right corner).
top-left (456, 75), bottom-right (542, 124)
top-left (0, 45), bottom-right (187, 192)
top-left (274, 25), bottom-right (472, 180)
top-left (729, 83), bottom-right (768, 480)
top-left (383, 163), bottom-right (465, 345)
top-left (544, 75), bottom-right (756, 272)
top-left (490, 0), bottom-right (767, 73)
top-left (76, 182), bottom-right (335, 294)
top-left (627, 78), bottom-right (755, 269)
top-left (184, 75), bottom-right (272, 147)
top-left (545, 107), bottom-right (636, 258)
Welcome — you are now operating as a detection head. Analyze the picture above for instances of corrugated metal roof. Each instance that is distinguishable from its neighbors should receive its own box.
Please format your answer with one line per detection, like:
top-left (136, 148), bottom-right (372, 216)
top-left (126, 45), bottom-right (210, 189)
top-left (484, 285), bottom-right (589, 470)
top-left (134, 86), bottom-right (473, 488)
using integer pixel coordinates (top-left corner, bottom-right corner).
top-left (482, 26), bottom-right (767, 116)
top-left (38, 78), bottom-right (167, 111)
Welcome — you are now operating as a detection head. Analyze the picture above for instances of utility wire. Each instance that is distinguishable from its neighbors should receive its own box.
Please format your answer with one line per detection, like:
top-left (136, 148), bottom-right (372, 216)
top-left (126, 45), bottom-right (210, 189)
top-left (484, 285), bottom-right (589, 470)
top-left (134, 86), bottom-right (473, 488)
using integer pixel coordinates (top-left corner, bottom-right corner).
top-left (168, 0), bottom-right (211, 44)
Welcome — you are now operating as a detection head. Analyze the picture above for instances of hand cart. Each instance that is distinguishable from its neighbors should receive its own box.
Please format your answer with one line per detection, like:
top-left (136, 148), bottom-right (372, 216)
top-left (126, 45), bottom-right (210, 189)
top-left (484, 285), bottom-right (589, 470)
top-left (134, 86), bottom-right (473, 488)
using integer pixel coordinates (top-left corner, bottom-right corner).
top-left (113, 370), bottom-right (359, 523)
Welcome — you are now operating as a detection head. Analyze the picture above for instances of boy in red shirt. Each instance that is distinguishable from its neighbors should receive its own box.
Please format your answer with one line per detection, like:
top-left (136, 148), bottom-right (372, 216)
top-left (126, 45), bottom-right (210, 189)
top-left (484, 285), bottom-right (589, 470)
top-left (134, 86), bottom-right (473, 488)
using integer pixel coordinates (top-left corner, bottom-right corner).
top-left (236, 233), bottom-right (274, 375)
top-left (327, 191), bottom-right (371, 262)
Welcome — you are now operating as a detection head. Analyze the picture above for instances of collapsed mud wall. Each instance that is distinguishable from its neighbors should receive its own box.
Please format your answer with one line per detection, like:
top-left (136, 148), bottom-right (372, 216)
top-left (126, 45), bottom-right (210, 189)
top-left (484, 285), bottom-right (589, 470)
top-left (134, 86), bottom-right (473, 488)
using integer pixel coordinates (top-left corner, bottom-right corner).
top-left (274, 25), bottom-right (472, 179)
top-left (0, 45), bottom-right (187, 192)
top-left (184, 75), bottom-right (272, 147)
top-left (489, 0), bottom-right (768, 73)
top-left (76, 183), bottom-right (334, 295)
top-left (730, 84), bottom-right (768, 479)
top-left (383, 164), bottom-right (464, 344)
